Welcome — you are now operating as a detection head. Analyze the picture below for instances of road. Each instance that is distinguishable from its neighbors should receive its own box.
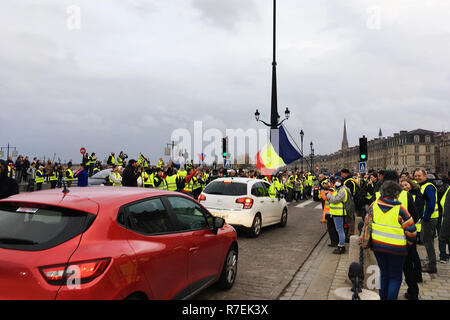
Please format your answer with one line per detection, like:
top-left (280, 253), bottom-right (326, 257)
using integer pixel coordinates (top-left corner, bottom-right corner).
top-left (195, 199), bottom-right (327, 300)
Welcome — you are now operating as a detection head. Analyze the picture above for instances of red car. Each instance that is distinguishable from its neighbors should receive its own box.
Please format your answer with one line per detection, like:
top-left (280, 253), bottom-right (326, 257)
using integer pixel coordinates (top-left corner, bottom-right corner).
top-left (0, 187), bottom-right (238, 300)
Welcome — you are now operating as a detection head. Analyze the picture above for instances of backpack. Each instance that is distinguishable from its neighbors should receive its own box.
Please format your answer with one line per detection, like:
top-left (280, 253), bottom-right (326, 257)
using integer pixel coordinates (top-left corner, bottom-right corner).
top-left (343, 186), bottom-right (356, 218)
top-left (345, 178), bottom-right (366, 211)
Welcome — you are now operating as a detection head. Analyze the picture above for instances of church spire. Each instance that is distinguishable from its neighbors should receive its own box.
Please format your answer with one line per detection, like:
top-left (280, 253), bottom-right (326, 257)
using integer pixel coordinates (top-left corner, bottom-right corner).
top-left (341, 119), bottom-right (349, 150)
top-left (379, 128), bottom-right (383, 138)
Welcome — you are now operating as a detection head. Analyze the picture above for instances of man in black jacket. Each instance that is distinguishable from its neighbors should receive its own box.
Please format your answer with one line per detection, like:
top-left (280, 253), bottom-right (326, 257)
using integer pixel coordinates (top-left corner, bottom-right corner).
top-left (0, 160), bottom-right (19, 199)
top-left (122, 159), bottom-right (140, 187)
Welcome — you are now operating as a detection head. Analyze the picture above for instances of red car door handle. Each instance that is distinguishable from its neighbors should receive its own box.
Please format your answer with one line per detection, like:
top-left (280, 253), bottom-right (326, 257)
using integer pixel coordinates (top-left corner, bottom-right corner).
top-left (189, 246), bottom-right (199, 253)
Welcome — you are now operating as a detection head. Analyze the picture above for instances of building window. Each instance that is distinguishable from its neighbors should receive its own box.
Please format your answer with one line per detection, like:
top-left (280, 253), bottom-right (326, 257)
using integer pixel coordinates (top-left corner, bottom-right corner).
top-left (426, 155), bottom-right (431, 164)
top-left (415, 145), bottom-right (419, 153)
top-left (426, 145), bottom-right (431, 153)
top-left (415, 155), bottom-right (420, 164)
top-left (414, 135), bottom-right (420, 143)
top-left (425, 135), bottom-right (431, 143)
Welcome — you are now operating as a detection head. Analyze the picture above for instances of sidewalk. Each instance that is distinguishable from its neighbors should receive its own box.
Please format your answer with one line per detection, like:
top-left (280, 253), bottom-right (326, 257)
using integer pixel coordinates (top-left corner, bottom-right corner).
top-left (280, 232), bottom-right (450, 300)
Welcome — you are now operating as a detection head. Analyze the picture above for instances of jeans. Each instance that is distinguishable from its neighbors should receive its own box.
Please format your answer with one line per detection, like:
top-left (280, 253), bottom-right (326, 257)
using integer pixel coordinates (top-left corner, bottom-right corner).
top-left (332, 216), bottom-right (346, 246)
top-left (422, 218), bottom-right (438, 267)
top-left (374, 251), bottom-right (406, 300)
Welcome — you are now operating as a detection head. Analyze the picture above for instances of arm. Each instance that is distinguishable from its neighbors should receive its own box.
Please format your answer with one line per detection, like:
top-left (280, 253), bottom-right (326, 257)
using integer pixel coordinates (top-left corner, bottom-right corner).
top-left (399, 206), bottom-right (417, 245)
top-left (185, 169), bottom-right (198, 183)
top-left (326, 188), bottom-right (347, 204)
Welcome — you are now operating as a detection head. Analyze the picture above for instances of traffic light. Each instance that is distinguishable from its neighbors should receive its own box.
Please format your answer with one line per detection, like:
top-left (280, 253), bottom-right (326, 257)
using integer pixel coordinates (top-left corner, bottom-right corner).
top-left (359, 136), bottom-right (368, 162)
top-left (222, 137), bottom-right (227, 158)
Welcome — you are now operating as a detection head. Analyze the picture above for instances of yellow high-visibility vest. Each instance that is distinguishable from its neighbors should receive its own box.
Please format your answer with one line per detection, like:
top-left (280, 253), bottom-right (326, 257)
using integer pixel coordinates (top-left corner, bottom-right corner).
top-left (64, 169), bottom-right (74, 182)
top-left (420, 182), bottom-right (439, 219)
top-left (109, 172), bottom-right (122, 187)
top-left (166, 175), bottom-right (178, 191)
top-left (141, 172), bottom-right (152, 187)
top-left (35, 170), bottom-right (44, 184)
top-left (372, 202), bottom-right (406, 247)
top-left (329, 188), bottom-right (348, 216)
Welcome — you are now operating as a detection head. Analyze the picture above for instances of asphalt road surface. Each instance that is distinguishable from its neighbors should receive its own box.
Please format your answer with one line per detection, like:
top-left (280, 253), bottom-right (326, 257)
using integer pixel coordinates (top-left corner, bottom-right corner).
top-left (195, 199), bottom-right (327, 300)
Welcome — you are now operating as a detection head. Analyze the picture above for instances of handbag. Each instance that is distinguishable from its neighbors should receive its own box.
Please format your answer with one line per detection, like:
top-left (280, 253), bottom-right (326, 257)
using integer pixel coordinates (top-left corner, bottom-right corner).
top-left (360, 207), bottom-right (373, 249)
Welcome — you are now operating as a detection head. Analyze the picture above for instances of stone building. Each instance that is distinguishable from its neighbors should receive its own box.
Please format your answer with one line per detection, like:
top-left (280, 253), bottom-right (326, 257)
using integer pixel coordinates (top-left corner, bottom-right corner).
top-left (314, 123), bottom-right (449, 175)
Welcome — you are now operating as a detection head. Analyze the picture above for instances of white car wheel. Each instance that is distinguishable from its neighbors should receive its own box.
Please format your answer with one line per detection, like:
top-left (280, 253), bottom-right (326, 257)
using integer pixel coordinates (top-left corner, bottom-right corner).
top-left (248, 214), bottom-right (262, 238)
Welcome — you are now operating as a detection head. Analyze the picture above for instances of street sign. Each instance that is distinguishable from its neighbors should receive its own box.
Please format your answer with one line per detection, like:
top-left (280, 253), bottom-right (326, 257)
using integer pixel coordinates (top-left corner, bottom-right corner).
top-left (80, 147), bottom-right (86, 155)
top-left (359, 161), bottom-right (367, 173)
top-left (224, 159), bottom-right (232, 169)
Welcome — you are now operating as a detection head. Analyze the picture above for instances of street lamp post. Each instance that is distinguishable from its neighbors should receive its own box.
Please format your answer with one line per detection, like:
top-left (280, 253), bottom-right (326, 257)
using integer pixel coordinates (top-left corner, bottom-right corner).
top-left (300, 130), bottom-right (304, 171)
top-left (254, 0), bottom-right (291, 133)
top-left (310, 141), bottom-right (314, 172)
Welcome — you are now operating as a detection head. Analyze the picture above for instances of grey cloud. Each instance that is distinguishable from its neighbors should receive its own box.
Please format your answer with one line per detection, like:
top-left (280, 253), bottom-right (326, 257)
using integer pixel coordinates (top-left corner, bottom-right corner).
top-left (191, 0), bottom-right (260, 31)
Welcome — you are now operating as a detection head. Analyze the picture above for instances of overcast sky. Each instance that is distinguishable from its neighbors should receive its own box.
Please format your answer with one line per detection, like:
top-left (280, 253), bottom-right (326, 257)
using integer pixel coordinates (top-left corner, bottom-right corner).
top-left (1, 0), bottom-right (449, 164)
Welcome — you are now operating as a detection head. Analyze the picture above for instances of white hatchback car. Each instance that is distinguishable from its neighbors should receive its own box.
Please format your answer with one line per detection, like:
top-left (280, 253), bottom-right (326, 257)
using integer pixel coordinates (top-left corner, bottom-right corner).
top-left (198, 178), bottom-right (288, 237)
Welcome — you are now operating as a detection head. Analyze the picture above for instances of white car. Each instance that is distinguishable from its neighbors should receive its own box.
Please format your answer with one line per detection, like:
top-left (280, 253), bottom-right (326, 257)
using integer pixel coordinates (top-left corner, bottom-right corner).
top-left (198, 178), bottom-right (288, 237)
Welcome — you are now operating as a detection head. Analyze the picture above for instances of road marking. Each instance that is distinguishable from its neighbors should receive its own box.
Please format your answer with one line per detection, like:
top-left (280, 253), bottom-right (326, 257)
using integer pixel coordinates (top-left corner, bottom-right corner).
top-left (314, 204), bottom-right (322, 210)
top-left (295, 200), bottom-right (313, 208)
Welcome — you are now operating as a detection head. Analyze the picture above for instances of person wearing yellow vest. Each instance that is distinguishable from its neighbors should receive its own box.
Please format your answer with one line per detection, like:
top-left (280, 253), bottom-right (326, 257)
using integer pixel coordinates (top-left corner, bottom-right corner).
top-left (157, 158), bottom-right (164, 169)
top-left (415, 169), bottom-right (439, 273)
top-left (321, 180), bottom-right (339, 246)
top-left (182, 168), bottom-right (198, 197)
top-left (153, 169), bottom-right (167, 190)
top-left (193, 171), bottom-right (204, 200)
top-left (177, 167), bottom-right (187, 181)
top-left (285, 174), bottom-right (294, 202)
top-left (49, 165), bottom-right (59, 189)
top-left (361, 180), bottom-right (416, 300)
top-left (109, 165), bottom-right (122, 187)
top-left (165, 168), bottom-right (178, 192)
top-left (107, 152), bottom-right (116, 167)
top-left (64, 164), bottom-right (74, 188)
top-left (438, 185), bottom-right (450, 264)
top-left (326, 176), bottom-right (350, 254)
top-left (140, 169), bottom-right (152, 188)
top-left (380, 171), bottom-right (422, 300)
top-left (35, 166), bottom-right (45, 191)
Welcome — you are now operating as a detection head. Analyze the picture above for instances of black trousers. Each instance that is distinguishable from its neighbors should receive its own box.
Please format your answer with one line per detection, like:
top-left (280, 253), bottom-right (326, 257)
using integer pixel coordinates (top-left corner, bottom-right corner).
top-left (327, 216), bottom-right (339, 245)
top-left (403, 243), bottom-right (422, 297)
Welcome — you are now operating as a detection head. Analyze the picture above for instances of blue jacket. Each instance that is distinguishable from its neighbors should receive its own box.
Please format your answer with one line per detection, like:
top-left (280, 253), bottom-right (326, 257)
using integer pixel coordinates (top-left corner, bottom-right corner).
top-left (421, 180), bottom-right (437, 221)
top-left (74, 169), bottom-right (88, 187)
